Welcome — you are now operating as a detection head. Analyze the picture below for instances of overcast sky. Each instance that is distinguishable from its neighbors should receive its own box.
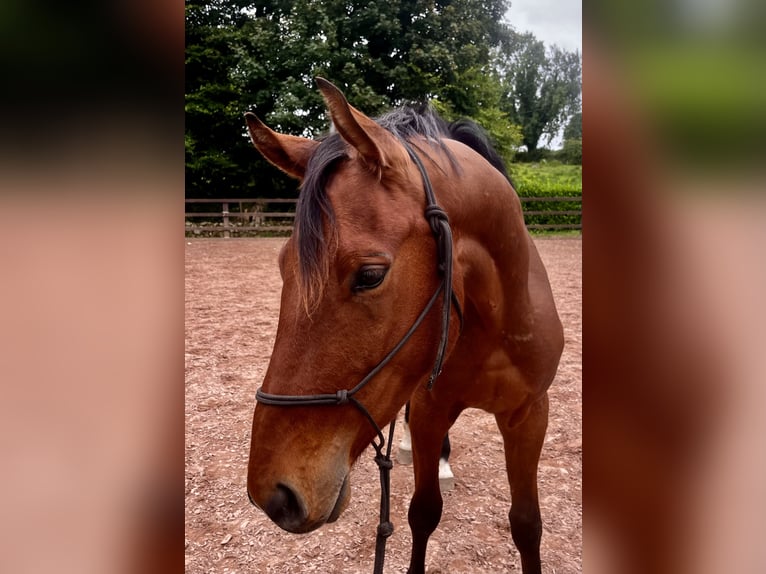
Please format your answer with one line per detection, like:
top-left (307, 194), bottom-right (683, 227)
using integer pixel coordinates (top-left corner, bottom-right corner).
top-left (505, 0), bottom-right (582, 53)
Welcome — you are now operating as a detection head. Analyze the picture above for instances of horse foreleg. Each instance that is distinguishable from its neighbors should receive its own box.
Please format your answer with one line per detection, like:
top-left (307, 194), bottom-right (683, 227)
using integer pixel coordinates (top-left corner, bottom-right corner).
top-left (406, 416), bottom-right (450, 574)
top-left (496, 393), bottom-right (549, 574)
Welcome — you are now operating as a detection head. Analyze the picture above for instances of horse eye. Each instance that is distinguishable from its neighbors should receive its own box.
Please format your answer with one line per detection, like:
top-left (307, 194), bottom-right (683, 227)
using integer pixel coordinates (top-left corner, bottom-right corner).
top-left (353, 265), bottom-right (388, 291)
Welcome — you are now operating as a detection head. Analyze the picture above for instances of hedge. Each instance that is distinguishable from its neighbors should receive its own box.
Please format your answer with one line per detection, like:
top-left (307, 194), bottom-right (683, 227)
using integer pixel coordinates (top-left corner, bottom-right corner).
top-left (509, 162), bottom-right (582, 229)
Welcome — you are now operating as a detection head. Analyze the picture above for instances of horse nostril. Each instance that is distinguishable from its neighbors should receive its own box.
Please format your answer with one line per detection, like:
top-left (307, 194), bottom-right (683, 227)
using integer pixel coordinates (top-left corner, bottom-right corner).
top-left (264, 483), bottom-right (308, 533)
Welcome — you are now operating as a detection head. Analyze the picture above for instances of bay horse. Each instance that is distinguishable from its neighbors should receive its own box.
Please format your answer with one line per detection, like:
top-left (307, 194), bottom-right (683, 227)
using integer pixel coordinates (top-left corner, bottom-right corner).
top-left (245, 78), bottom-right (563, 573)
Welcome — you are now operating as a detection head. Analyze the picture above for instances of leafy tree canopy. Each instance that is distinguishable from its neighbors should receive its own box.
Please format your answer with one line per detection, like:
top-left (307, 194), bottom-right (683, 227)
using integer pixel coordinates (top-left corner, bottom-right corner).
top-left (186, 0), bottom-right (581, 199)
top-left (564, 111), bottom-right (582, 141)
top-left (495, 31), bottom-right (581, 153)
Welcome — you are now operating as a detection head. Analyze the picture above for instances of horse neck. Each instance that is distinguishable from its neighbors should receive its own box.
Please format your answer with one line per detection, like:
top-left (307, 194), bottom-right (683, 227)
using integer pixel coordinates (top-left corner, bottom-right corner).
top-left (431, 143), bottom-right (533, 328)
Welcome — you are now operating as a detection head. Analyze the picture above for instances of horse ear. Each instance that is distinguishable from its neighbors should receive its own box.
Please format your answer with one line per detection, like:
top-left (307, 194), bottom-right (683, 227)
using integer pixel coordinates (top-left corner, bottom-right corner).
top-left (244, 113), bottom-right (319, 180)
top-left (315, 77), bottom-right (406, 170)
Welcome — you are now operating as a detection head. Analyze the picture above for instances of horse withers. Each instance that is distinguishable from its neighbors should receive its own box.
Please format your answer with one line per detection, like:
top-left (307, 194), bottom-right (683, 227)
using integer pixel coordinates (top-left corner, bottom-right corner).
top-left (245, 78), bottom-right (563, 574)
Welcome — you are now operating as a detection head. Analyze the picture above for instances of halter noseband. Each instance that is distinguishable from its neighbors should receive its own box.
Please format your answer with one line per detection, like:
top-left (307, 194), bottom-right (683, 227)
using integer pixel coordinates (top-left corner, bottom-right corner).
top-left (254, 139), bottom-right (462, 574)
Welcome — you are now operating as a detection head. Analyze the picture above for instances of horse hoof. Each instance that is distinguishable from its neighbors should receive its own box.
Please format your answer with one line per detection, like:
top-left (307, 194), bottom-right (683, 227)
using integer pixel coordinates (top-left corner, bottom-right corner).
top-left (439, 475), bottom-right (455, 492)
top-left (439, 459), bottom-right (455, 492)
top-left (397, 447), bottom-right (412, 465)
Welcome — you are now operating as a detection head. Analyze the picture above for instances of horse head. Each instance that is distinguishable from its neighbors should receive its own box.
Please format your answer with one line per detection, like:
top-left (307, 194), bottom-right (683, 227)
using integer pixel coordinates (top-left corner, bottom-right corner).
top-left (244, 79), bottom-right (462, 533)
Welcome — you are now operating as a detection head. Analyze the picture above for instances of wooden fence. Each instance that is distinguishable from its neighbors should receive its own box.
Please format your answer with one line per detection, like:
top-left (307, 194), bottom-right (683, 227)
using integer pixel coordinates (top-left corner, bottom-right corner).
top-left (185, 196), bottom-right (581, 237)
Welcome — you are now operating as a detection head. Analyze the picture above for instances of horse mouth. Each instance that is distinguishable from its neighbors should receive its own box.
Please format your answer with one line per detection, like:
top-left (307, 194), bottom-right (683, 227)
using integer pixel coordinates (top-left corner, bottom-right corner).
top-left (286, 472), bottom-right (349, 533)
top-left (327, 474), bottom-right (350, 523)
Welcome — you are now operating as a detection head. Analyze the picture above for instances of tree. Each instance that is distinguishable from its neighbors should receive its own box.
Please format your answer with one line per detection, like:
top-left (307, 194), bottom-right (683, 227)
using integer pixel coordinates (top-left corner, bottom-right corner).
top-left (564, 111), bottom-right (582, 140)
top-left (185, 0), bottom-right (515, 198)
top-left (185, 0), bottom-right (272, 199)
top-left (496, 31), bottom-right (581, 154)
top-left (559, 110), bottom-right (582, 164)
top-left (431, 65), bottom-right (523, 165)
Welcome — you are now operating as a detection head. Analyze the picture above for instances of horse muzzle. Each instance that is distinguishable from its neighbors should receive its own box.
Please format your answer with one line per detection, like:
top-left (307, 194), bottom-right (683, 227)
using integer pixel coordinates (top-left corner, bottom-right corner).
top-left (247, 473), bottom-right (351, 534)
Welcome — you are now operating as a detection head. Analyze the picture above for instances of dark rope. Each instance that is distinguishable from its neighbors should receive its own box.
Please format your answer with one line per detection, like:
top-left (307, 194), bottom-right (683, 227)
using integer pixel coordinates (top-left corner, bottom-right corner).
top-left (372, 421), bottom-right (396, 573)
top-left (256, 281), bottom-right (446, 409)
top-left (402, 142), bottom-right (461, 389)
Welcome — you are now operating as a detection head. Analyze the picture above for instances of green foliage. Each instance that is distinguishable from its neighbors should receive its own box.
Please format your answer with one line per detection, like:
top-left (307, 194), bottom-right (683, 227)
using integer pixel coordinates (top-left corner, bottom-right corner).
top-left (186, 0), bottom-right (513, 199)
top-left (476, 107), bottom-right (524, 164)
top-left (514, 148), bottom-right (558, 163)
top-left (563, 111), bottom-right (582, 140)
top-left (495, 31), bottom-right (581, 153)
top-left (508, 162), bottom-right (581, 228)
top-left (432, 65), bottom-right (523, 165)
top-left (185, 0), bottom-right (583, 201)
top-left (559, 138), bottom-right (582, 164)
top-left (509, 162), bottom-right (582, 195)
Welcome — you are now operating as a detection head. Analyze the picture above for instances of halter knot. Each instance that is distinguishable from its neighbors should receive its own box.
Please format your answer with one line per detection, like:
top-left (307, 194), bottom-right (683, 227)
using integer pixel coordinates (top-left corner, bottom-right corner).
top-left (335, 389), bottom-right (349, 404)
top-left (424, 205), bottom-right (449, 235)
top-left (374, 455), bottom-right (393, 470)
top-left (377, 521), bottom-right (394, 538)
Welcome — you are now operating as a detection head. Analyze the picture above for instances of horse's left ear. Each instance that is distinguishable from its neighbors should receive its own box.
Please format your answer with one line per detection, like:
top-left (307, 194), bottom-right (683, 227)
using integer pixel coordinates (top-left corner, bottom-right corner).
top-left (316, 77), bottom-right (407, 171)
top-left (245, 113), bottom-right (319, 180)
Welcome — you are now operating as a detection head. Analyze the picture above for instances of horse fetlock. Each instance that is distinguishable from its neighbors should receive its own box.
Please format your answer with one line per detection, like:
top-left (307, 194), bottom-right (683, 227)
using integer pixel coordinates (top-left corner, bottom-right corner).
top-left (509, 505), bottom-right (543, 553)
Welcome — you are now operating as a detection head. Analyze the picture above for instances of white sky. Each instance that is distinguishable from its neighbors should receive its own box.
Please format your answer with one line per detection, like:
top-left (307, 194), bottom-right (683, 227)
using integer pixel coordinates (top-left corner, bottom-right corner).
top-left (505, 0), bottom-right (582, 53)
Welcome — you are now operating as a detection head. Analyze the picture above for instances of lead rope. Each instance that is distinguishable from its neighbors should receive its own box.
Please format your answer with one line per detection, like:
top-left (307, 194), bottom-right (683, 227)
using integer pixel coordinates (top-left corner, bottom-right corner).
top-left (372, 421), bottom-right (396, 574)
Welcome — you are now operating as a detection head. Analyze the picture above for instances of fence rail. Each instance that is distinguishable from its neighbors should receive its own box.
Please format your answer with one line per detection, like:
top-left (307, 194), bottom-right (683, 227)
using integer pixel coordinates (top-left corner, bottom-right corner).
top-left (185, 196), bottom-right (581, 237)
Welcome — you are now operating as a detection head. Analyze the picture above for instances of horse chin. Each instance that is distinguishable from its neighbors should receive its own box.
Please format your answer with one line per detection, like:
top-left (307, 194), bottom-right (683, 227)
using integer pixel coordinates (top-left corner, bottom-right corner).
top-left (326, 473), bottom-right (350, 523)
top-left (289, 473), bottom-right (350, 534)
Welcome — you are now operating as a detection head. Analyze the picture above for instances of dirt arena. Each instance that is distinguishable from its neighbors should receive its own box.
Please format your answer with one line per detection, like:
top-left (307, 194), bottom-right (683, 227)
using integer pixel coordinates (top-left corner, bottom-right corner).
top-left (185, 236), bottom-right (581, 573)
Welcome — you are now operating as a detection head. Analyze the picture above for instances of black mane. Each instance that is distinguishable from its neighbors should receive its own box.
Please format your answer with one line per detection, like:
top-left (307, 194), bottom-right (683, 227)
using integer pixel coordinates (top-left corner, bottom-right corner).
top-left (294, 104), bottom-right (509, 310)
top-left (449, 119), bottom-right (510, 180)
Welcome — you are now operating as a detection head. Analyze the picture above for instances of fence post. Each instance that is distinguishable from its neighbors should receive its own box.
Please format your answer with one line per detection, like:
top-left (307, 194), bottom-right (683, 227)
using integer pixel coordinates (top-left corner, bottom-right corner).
top-left (222, 202), bottom-right (230, 238)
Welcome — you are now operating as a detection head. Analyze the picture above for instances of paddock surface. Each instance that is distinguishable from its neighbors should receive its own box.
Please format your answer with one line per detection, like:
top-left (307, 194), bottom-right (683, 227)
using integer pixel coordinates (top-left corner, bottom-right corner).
top-left (185, 236), bottom-right (581, 573)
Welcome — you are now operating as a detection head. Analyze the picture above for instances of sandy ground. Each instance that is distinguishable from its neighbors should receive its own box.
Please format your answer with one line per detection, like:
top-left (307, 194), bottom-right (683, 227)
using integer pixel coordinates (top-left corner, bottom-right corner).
top-left (185, 236), bottom-right (581, 573)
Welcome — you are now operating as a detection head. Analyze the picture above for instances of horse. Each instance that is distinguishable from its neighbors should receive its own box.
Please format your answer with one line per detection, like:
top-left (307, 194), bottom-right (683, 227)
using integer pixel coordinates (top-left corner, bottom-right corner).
top-left (245, 78), bottom-right (563, 574)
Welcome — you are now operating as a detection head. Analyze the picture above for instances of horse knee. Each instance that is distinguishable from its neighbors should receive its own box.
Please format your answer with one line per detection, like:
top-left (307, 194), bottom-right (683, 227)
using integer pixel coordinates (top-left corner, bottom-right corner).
top-left (509, 505), bottom-right (542, 553)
